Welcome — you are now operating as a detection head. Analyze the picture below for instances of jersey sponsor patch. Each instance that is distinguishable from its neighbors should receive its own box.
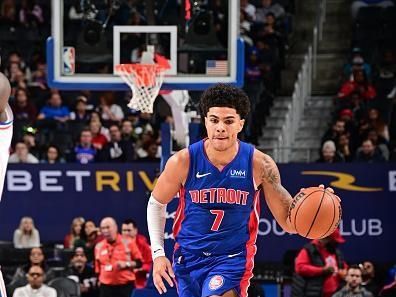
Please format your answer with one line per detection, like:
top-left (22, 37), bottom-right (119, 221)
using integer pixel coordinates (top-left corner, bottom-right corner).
top-left (229, 169), bottom-right (247, 178)
top-left (208, 275), bottom-right (224, 291)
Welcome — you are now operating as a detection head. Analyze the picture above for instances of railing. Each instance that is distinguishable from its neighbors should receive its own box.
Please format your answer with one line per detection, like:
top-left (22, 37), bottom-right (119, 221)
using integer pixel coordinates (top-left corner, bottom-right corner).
top-left (313, 0), bottom-right (327, 79)
top-left (261, 146), bottom-right (319, 163)
top-left (273, 0), bottom-right (327, 163)
top-left (275, 48), bottom-right (312, 163)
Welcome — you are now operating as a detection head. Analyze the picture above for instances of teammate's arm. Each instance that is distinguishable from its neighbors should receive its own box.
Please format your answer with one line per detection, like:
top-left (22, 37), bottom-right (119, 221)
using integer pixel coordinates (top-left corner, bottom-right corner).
top-left (0, 73), bottom-right (11, 122)
top-left (147, 149), bottom-right (189, 294)
top-left (254, 151), bottom-right (296, 234)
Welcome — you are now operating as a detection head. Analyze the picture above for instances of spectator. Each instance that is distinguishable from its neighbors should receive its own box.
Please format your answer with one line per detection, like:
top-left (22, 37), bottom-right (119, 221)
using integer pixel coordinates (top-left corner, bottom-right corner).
top-left (74, 129), bottom-right (97, 164)
top-left (292, 229), bottom-right (348, 297)
top-left (354, 139), bottom-right (386, 162)
top-left (13, 217), bottom-right (40, 248)
top-left (40, 145), bottom-right (65, 164)
top-left (18, 0), bottom-right (44, 28)
top-left (322, 120), bottom-right (346, 144)
top-left (357, 118), bottom-right (371, 147)
top-left (13, 265), bottom-right (56, 297)
top-left (10, 88), bottom-right (37, 124)
top-left (9, 141), bottom-right (39, 163)
top-left (343, 48), bottom-right (372, 80)
top-left (0, 0), bottom-right (17, 29)
top-left (22, 128), bottom-right (41, 158)
top-left (74, 220), bottom-right (102, 263)
top-left (137, 141), bottom-right (160, 162)
top-left (240, 0), bottom-right (256, 21)
top-left (64, 217), bottom-right (85, 249)
top-left (8, 61), bottom-right (27, 95)
top-left (121, 219), bottom-right (152, 289)
top-left (97, 92), bottom-right (124, 123)
top-left (367, 129), bottom-right (389, 160)
top-left (65, 247), bottom-right (98, 297)
top-left (367, 108), bottom-right (390, 141)
top-left (121, 119), bottom-right (136, 143)
top-left (98, 124), bottom-right (135, 162)
top-left (351, 0), bottom-right (394, 19)
top-left (95, 217), bottom-right (143, 297)
top-left (37, 92), bottom-right (70, 123)
top-left (317, 140), bottom-right (344, 163)
top-left (70, 96), bottom-right (90, 123)
top-left (255, 0), bottom-right (285, 23)
top-left (30, 61), bottom-right (48, 90)
top-left (332, 265), bottom-right (373, 297)
top-left (135, 131), bottom-right (161, 159)
top-left (337, 134), bottom-right (354, 162)
top-left (90, 112), bottom-right (110, 139)
top-left (338, 109), bottom-right (358, 137)
top-left (338, 70), bottom-right (376, 101)
top-left (89, 120), bottom-right (108, 150)
top-left (12, 247), bottom-right (55, 283)
top-left (360, 261), bottom-right (381, 296)
top-left (240, 10), bottom-right (254, 46)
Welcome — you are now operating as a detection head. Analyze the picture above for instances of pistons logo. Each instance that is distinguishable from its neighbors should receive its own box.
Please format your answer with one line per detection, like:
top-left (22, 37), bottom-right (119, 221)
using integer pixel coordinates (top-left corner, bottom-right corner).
top-left (208, 275), bottom-right (224, 291)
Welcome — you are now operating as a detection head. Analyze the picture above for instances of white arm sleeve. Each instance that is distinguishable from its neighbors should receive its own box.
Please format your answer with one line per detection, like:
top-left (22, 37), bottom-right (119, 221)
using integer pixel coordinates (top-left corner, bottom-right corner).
top-left (147, 194), bottom-right (167, 260)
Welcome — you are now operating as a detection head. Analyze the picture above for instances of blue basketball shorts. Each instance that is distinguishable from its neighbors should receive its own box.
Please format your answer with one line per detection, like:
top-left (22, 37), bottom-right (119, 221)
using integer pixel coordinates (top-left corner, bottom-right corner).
top-left (173, 247), bottom-right (254, 297)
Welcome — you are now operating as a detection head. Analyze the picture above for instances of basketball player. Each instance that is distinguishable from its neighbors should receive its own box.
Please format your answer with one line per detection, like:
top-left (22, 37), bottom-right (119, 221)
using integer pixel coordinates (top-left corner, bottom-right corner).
top-left (0, 72), bottom-right (13, 297)
top-left (147, 84), bottom-right (332, 297)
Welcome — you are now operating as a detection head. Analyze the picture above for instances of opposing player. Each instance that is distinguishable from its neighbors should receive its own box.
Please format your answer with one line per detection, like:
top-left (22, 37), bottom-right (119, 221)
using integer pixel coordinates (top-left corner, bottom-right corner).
top-left (0, 72), bottom-right (14, 297)
top-left (147, 84), bottom-right (330, 297)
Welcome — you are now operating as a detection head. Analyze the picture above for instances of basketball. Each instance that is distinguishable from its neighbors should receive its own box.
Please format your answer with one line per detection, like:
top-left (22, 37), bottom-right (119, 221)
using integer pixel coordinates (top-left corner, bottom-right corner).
top-left (288, 187), bottom-right (342, 239)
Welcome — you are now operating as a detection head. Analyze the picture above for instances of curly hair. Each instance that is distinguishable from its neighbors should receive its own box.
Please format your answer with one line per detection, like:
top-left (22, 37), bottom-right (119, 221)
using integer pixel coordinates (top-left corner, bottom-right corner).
top-left (199, 84), bottom-right (250, 119)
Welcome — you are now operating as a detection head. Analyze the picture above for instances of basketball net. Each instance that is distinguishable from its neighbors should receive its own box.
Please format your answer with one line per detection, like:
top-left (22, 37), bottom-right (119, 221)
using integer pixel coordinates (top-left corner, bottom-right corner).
top-left (115, 46), bottom-right (171, 113)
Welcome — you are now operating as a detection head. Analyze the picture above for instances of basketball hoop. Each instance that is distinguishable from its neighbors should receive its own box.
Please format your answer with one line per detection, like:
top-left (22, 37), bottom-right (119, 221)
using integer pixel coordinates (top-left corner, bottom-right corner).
top-left (115, 53), bottom-right (170, 113)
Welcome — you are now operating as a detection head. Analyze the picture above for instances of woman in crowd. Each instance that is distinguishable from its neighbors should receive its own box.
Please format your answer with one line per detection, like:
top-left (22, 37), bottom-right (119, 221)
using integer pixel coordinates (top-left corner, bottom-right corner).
top-left (13, 217), bottom-right (40, 249)
top-left (63, 217), bottom-right (85, 249)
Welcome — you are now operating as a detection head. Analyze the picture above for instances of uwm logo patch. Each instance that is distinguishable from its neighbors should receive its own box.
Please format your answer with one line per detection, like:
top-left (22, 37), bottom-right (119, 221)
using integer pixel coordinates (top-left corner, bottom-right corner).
top-left (229, 169), bottom-right (246, 178)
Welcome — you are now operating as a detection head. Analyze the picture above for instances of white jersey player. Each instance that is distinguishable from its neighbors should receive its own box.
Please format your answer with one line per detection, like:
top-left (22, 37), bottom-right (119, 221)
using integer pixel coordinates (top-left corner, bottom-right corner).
top-left (0, 72), bottom-right (13, 297)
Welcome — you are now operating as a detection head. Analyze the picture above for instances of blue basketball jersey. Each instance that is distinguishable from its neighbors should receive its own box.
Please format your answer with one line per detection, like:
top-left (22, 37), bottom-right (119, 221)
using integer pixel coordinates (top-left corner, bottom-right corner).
top-left (173, 139), bottom-right (261, 255)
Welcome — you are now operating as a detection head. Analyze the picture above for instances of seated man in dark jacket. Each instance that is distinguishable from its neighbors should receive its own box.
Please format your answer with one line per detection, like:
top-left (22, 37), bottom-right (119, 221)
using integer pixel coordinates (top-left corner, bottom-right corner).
top-left (332, 265), bottom-right (373, 297)
top-left (65, 247), bottom-right (98, 297)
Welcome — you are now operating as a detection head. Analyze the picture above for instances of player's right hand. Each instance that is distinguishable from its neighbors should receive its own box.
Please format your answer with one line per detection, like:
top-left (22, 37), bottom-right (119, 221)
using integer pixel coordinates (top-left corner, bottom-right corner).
top-left (153, 256), bottom-right (175, 294)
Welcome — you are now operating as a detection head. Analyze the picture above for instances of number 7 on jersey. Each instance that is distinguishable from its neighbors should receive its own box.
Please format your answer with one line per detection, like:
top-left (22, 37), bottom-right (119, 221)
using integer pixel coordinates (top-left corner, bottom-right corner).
top-left (210, 210), bottom-right (224, 231)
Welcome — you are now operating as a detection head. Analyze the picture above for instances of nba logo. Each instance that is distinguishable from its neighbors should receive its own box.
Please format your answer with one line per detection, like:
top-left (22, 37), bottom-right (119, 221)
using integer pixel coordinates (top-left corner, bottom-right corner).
top-left (63, 47), bottom-right (75, 75)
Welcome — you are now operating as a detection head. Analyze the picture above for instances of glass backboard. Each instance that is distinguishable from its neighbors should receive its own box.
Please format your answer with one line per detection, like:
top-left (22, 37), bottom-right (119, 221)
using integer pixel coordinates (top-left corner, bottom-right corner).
top-left (47, 0), bottom-right (244, 90)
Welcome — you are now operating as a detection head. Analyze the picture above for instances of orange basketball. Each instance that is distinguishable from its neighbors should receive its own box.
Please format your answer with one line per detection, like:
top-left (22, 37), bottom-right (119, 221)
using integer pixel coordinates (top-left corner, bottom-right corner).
top-left (288, 187), bottom-right (342, 239)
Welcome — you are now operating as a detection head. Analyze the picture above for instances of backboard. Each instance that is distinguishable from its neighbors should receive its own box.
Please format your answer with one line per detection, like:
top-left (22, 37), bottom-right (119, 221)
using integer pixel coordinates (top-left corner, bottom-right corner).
top-left (47, 0), bottom-right (244, 90)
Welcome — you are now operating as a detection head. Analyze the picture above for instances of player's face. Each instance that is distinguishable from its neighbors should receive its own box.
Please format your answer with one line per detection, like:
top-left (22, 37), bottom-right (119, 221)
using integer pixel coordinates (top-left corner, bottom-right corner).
top-left (205, 107), bottom-right (244, 152)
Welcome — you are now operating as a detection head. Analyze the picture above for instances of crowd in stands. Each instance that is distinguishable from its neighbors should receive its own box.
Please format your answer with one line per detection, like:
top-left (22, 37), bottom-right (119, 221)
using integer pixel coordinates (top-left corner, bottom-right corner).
top-left (4, 217), bottom-right (396, 297)
top-left (0, 0), bottom-right (295, 153)
top-left (2, 216), bottom-right (152, 297)
top-left (241, 0), bottom-right (294, 143)
top-left (318, 1), bottom-right (396, 163)
top-left (292, 229), bottom-right (396, 297)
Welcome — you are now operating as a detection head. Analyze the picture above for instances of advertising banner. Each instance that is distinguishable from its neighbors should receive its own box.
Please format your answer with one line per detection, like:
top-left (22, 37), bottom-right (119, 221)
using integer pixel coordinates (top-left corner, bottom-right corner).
top-left (0, 163), bottom-right (395, 262)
